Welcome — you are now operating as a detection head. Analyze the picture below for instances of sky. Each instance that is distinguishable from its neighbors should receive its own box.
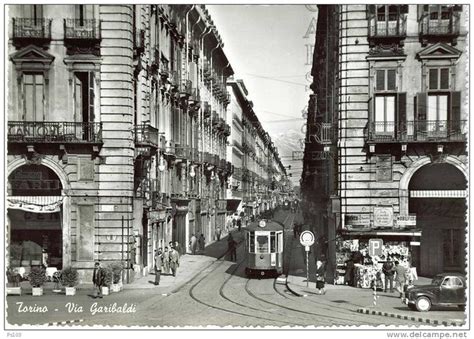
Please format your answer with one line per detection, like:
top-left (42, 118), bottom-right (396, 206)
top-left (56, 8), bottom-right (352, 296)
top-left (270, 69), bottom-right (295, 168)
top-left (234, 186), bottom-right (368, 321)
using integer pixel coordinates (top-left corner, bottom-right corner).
top-left (207, 5), bottom-right (318, 187)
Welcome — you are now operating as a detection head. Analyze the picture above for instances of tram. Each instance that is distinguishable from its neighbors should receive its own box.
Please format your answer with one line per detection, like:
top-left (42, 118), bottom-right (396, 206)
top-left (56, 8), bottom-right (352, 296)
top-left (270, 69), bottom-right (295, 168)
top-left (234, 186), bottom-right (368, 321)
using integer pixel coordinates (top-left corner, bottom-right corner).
top-left (245, 219), bottom-right (284, 278)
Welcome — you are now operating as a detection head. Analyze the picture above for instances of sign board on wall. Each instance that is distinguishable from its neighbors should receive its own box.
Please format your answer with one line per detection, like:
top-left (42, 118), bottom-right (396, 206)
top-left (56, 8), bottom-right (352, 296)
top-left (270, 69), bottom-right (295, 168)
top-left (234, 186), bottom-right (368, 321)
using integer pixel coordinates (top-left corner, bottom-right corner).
top-left (373, 206), bottom-right (393, 228)
top-left (345, 214), bottom-right (371, 230)
top-left (395, 214), bottom-right (417, 228)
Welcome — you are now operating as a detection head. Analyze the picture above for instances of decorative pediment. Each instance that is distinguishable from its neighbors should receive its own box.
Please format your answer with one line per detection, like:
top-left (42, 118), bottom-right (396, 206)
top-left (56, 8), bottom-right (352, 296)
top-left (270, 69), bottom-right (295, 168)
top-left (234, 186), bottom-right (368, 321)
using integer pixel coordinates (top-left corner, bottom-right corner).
top-left (417, 43), bottom-right (462, 60)
top-left (10, 44), bottom-right (54, 66)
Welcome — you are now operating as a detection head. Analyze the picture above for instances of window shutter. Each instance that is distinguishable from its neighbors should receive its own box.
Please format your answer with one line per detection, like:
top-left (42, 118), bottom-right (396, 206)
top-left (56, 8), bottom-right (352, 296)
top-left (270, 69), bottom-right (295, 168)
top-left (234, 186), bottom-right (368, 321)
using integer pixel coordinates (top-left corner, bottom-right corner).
top-left (88, 72), bottom-right (95, 122)
top-left (387, 70), bottom-right (396, 90)
top-left (376, 70), bottom-right (385, 91)
top-left (397, 93), bottom-right (407, 136)
top-left (450, 91), bottom-right (461, 126)
top-left (440, 68), bottom-right (449, 89)
top-left (416, 93), bottom-right (427, 135)
top-left (429, 69), bottom-right (438, 90)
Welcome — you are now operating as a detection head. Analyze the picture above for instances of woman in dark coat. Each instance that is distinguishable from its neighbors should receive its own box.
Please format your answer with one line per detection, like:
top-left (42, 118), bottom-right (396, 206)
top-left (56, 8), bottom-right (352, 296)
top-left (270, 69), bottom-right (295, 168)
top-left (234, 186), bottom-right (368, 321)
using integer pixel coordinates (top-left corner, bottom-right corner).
top-left (315, 260), bottom-right (326, 295)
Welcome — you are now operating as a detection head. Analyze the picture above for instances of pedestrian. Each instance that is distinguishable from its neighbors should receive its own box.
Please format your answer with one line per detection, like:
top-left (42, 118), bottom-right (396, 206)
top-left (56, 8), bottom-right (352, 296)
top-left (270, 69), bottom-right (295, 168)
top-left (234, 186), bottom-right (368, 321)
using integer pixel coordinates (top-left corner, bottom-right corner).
top-left (198, 234), bottom-right (205, 253)
top-left (169, 246), bottom-right (180, 277)
top-left (293, 223), bottom-right (298, 239)
top-left (162, 246), bottom-right (170, 275)
top-left (154, 248), bottom-right (163, 285)
top-left (228, 233), bottom-right (237, 261)
top-left (394, 260), bottom-right (408, 298)
top-left (232, 217), bottom-right (236, 228)
top-left (174, 241), bottom-right (181, 255)
top-left (216, 226), bottom-right (222, 241)
top-left (315, 260), bottom-right (326, 295)
top-left (382, 257), bottom-right (395, 293)
top-left (189, 234), bottom-right (197, 255)
top-left (237, 218), bottom-right (242, 232)
top-left (92, 262), bottom-right (104, 298)
top-left (344, 258), bottom-right (354, 287)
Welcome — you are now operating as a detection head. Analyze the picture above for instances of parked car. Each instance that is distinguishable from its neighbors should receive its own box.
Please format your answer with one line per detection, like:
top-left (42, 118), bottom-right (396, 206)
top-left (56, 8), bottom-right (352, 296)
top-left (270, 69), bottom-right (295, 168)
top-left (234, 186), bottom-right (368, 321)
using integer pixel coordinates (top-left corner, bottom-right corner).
top-left (402, 273), bottom-right (466, 312)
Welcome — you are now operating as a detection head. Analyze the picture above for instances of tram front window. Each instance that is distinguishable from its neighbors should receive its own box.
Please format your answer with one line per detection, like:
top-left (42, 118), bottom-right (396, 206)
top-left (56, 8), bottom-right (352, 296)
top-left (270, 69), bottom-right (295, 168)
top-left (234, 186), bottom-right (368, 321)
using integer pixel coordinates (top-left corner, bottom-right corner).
top-left (249, 233), bottom-right (255, 253)
top-left (257, 235), bottom-right (269, 253)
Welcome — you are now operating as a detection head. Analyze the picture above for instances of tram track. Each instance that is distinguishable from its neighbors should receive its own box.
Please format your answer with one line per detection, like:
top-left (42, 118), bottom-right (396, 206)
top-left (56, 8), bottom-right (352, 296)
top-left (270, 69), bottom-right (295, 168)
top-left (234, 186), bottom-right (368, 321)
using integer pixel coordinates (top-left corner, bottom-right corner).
top-left (187, 212), bottom-right (308, 326)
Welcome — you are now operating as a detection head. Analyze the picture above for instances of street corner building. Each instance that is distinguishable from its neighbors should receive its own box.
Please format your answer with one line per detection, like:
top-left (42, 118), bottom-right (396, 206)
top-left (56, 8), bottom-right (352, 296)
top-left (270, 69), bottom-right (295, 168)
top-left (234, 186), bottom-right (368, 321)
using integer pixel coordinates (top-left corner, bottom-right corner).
top-left (301, 5), bottom-right (468, 282)
top-left (6, 5), bottom-right (287, 284)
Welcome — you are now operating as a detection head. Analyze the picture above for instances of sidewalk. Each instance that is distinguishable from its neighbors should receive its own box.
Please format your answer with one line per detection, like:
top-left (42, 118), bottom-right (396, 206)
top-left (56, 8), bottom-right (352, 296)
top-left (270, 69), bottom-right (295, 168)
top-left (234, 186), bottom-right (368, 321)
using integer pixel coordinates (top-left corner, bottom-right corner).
top-left (122, 229), bottom-right (245, 295)
top-left (285, 236), bottom-right (466, 326)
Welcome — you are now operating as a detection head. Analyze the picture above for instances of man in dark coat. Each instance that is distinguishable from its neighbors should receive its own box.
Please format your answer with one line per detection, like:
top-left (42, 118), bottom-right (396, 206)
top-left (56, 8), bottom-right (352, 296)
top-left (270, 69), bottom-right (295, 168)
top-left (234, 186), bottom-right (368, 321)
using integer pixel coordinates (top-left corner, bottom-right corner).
top-left (382, 258), bottom-right (395, 293)
top-left (169, 247), bottom-right (180, 277)
top-left (228, 233), bottom-right (237, 261)
top-left (92, 262), bottom-right (104, 298)
top-left (154, 248), bottom-right (163, 285)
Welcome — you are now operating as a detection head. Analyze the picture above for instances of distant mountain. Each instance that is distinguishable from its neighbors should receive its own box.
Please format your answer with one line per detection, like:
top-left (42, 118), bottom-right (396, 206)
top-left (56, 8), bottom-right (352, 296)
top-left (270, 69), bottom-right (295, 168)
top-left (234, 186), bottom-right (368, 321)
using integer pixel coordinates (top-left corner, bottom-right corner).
top-left (270, 129), bottom-right (304, 186)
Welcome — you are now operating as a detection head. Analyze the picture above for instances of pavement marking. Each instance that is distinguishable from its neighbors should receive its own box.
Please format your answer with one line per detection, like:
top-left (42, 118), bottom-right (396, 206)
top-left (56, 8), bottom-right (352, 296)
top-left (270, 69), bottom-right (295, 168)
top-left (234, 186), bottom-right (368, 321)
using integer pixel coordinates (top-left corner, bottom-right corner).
top-left (357, 308), bottom-right (464, 326)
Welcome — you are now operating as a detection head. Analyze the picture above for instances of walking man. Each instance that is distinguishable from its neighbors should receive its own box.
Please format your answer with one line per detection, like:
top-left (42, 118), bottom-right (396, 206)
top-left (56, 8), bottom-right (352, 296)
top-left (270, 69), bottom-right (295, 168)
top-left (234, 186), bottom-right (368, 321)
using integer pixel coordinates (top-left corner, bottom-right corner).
top-left (169, 246), bottom-right (180, 277)
top-left (216, 226), bottom-right (222, 241)
top-left (154, 248), bottom-right (163, 285)
top-left (382, 258), bottom-right (395, 293)
top-left (198, 234), bottom-right (205, 254)
top-left (315, 260), bottom-right (326, 295)
top-left (162, 246), bottom-right (170, 275)
top-left (228, 233), bottom-right (237, 261)
top-left (92, 262), bottom-right (104, 298)
top-left (394, 260), bottom-right (408, 298)
top-left (237, 218), bottom-right (242, 232)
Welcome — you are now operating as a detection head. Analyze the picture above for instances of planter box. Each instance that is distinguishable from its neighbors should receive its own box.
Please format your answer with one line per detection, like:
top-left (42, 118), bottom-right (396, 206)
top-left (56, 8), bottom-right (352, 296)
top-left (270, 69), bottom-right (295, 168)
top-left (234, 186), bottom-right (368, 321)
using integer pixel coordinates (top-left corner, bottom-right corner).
top-left (32, 287), bottom-right (43, 296)
top-left (110, 284), bottom-right (121, 293)
top-left (7, 287), bottom-right (21, 296)
top-left (65, 287), bottom-right (76, 296)
top-left (101, 286), bottom-right (109, 296)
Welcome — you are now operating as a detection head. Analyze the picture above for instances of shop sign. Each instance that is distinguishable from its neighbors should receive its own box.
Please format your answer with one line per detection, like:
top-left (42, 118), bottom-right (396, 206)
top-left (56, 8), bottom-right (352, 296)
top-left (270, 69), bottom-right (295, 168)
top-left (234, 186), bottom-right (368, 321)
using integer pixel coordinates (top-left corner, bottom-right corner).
top-left (368, 238), bottom-right (383, 257)
top-left (395, 214), bottom-right (417, 228)
top-left (373, 206), bottom-right (393, 228)
top-left (345, 214), bottom-right (371, 229)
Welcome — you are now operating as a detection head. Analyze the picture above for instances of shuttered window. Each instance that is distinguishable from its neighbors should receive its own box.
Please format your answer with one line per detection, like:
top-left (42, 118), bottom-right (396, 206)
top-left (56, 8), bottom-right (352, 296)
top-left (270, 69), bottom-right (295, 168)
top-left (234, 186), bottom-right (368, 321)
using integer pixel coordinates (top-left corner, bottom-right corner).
top-left (376, 69), bottom-right (396, 91)
top-left (23, 73), bottom-right (45, 121)
top-left (429, 68), bottom-right (450, 90)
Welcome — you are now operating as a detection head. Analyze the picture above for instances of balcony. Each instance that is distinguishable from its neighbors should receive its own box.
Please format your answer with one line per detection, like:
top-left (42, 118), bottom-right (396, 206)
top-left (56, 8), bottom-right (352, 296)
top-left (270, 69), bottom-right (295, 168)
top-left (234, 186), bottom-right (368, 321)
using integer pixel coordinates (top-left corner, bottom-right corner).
top-left (8, 121), bottom-right (102, 144)
top-left (368, 15), bottom-right (407, 46)
top-left (419, 13), bottom-right (460, 46)
top-left (135, 124), bottom-right (159, 149)
top-left (64, 19), bottom-right (100, 41)
top-left (367, 120), bottom-right (467, 143)
top-left (12, 18), bottom-right (52, 46)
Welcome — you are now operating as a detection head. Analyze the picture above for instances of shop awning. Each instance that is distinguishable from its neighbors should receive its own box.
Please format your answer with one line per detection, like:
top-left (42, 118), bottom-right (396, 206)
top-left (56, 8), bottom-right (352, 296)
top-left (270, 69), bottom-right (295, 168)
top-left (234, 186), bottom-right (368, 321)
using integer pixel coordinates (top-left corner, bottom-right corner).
top-left (226, 199), bottom-right (241, 212)
top-left (7, 196), bottom-right (63, 213)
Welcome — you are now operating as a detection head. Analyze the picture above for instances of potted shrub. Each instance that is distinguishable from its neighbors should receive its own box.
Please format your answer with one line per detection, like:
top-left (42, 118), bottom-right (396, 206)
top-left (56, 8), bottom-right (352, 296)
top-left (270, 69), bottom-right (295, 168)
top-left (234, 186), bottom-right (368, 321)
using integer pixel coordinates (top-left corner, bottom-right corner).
top-left (61, 267), bottom-right (79, 296)
top-left (7, 267), bottom-right (22, 296)
top-left (100, 266), bottom-right (113, 296)
top-left (109, 262), bottom-right (124, 292)
top-left (29, 266), bottom-right (47, 296)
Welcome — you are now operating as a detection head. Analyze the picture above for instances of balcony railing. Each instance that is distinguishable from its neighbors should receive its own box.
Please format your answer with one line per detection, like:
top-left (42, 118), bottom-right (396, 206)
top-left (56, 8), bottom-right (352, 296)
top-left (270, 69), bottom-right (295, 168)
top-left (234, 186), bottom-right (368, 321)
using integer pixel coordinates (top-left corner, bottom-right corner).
top-left (419, 14), bottom-right (460, 38)
top-left (369, 15), bottom-right (407, 38)
top-left (135, 124), bottom-right (159, 148)
top-left (368, 120), bottom-right (467, 143)
top-left (12, 18), bottom-right (52, 40)
top-left (8, 121), bottom-right (102, 143)
top-left (64, 19), bottom-right (100, 40)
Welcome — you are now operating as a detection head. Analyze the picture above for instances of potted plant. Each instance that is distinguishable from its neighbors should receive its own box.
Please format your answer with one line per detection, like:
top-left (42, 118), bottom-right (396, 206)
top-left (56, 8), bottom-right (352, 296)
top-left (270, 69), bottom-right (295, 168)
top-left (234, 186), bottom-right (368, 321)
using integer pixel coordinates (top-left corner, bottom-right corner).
top-left (100, 266), bottom-right (113, 296)
top-left (7, 267), bottom-right (22, 296)
top-left (61, 267), bottom-right (79, 296)
top-left (28, 266), bottom-right (47, 296)
top-left (109, 262), bottom-right (124, 292)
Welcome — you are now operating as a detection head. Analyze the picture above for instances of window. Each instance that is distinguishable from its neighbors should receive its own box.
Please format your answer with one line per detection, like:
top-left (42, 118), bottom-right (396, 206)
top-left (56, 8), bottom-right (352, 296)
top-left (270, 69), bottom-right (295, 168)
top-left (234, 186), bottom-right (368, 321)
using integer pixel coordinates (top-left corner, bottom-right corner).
top-left (249, 233), bottom-right (255, 253)
top-left (376, 69), bottom-right (396, 91)
top-left (22, 4), bottom-right (43, 21)
top-left (256, 235), bottom-right (268, 253)
top-left (73, 72), bottom-right (95, 140)
top-left (23, 73), bottom-right (44, 121)
top-left (375, 96), bottom-right (395, 134)
top-left (270, 232), bottom-right (276, 252)
top-left (74, 5), bottom-right (94, 25)
top-left (429, 68), bottom-right (450, 90)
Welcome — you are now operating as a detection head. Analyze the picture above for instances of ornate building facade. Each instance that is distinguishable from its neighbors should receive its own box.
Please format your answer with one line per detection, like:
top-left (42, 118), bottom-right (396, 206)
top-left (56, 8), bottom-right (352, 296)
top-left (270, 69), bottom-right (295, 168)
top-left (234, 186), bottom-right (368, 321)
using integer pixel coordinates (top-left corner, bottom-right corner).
top-left (302, 5), bottom-right (468, 279)
top-left (6, 4), bottom-right (287, 283)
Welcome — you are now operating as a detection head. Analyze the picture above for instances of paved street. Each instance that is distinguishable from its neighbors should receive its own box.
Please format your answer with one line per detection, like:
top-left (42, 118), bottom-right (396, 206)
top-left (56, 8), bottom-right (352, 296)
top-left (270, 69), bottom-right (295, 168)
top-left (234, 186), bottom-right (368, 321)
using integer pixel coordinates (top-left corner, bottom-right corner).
top-left (6, 210), bottom-right (443, 328)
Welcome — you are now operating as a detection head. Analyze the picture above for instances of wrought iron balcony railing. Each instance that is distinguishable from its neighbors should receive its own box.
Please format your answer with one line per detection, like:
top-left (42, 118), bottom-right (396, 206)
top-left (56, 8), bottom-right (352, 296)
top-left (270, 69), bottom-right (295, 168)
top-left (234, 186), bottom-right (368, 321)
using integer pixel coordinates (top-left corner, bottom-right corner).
top-left (135, 124), bottom-right (159, 148)
top-left (8, 121), bottom-right (102, 143)
top-left (12, 18), bottom-right (52, 40)
top-left (64, 19), bottom-right (101, 40)
top-left (369, 14), bottom-right (407, 38)
top-left (368, 120), bottom-right (467, 143)
top-left (419, 14), bottom-right (460, 38)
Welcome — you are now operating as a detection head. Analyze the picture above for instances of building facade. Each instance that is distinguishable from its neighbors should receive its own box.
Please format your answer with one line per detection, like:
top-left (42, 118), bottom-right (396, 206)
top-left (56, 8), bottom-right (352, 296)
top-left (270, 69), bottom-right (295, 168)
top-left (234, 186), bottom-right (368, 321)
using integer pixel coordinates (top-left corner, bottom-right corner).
top-left (6, 4), bottom-right (287, 283)
top-left (302, 5), bottom-right (468, 280)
